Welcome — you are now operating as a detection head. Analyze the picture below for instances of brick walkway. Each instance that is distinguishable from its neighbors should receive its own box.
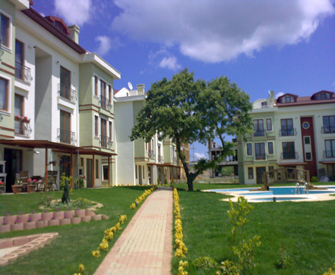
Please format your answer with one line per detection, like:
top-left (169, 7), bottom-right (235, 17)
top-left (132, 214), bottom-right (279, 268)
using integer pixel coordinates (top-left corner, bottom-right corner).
top-left (94, 187), bottom-right (173, 275)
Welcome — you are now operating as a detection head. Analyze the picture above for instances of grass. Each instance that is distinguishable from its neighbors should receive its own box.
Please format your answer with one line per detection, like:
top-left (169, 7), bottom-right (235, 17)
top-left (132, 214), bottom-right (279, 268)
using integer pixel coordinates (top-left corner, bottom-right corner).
top-left (0, 186), bottom-right (152, 274)
top-left (172, 183), bottom-right (335, 275)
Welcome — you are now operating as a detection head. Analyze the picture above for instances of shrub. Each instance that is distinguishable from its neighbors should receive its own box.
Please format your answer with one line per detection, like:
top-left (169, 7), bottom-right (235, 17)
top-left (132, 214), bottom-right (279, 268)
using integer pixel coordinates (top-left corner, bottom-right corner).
top-left (276, 246), bottom-right (291, 269)
top-left (74, 177), bottom-right (84, 189)
top-left (192, 256), bottom-right (218, 270)
top-left (311, 176), bottom-right (318, 182)
top-left (60, 173), bottom-right (73, 190)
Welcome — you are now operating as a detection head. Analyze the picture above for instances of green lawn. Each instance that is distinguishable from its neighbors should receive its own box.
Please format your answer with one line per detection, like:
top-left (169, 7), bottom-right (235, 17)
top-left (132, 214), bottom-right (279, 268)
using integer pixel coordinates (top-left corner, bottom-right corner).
top-left (0, 186), bottom-right (152, 274)
top-left (172, 183), bottom-right (335, 275)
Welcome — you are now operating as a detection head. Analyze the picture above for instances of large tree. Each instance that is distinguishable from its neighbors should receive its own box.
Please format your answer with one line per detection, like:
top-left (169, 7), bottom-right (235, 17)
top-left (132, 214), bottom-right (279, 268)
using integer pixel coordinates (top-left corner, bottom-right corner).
top-left (130, 69), bottom-right (253, 191)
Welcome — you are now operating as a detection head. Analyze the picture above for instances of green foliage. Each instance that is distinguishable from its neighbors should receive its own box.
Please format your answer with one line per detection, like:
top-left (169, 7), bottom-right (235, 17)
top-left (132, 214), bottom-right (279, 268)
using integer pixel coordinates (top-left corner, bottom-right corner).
top-left (164, 178), bottom-right (168, 185)
top-left (311, 176), bottom-right (318, 182)
top-left (40, 191), bottom-right (54, 206)
top-left (192, 256), bottom-right (218, 270)
top-left (218, 166), bottom-right (234, 176)
top-left (276, 246), bottom-right (291, 269)
top-left (61, 176), bottom-right (70, 204)
top-left (130, 69), bottom-right (253, 191)
top-left (157, 177), bottom-right (161, 185)
top-left (74, 177), bottom-right (85, 189)
top-left (324, 263), bottom-right (335, 275)
top-left (217, 260), bottom-right (240, 275)
top-left (60, 173), bottom-right (73, 190)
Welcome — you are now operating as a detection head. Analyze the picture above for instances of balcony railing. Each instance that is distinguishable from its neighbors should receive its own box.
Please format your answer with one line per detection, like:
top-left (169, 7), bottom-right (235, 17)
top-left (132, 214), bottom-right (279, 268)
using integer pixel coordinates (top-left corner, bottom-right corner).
top-left (173, 157), bottom-right (177, 163)
top-left (148, 150), bottom-right (155, 159)
top-left (99, 95), bottom-right (112, 110)
top-left (279, 128), bottom-right (297, 136)
top-left (58, 83), bottom-right (77, 103)
top-left (15, 61), bottom-right (33, 84)
top-left (281, 152), bottom-right (298, 160)
top-left (158, 155), bottom-right (163, 163)
top-left (58, 128), bottom-right (76, 145)
top-left (253, 129), bottom-right (265, 137)
top-left (14, 121), bottom-right (32, 137)
top-left (321, 126), bottom-right (335, 134)
top-left (100, 135), bottom-right (112, 148)
top-left (255, 153), bottom-right (266, 160)
top-left (324, 150), bottom-right (335, 158)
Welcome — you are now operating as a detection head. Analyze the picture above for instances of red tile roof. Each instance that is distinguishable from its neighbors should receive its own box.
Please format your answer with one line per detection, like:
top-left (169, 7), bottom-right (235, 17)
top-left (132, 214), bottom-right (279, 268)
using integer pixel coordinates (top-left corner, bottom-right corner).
top-left (275, 91), bottom-right (335, 107)
top-left (113, 89), bottom-right (120, 95)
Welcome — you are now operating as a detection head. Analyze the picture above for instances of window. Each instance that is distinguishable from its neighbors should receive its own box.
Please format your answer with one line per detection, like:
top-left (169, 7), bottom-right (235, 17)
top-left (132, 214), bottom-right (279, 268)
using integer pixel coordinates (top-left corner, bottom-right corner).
top-left (325, 140), bottom-right (335, 158)
top-left (281, 95), bottom-right (295, 103)
top-left (246, 143), bottom-right (252, 156)
top-left (109, 121), bottom-right (112, 141)
top-left (94, 116), bottom-right (98, 137)
top-left (302, 122), bottom-right (310, 130)
top-left (103, 165), bottom-right (108, 181)
top-left (143, 166), bottom-right (145, 179)
top-left (282, 142), bottom-right (296, 159)
top-left (248, 168), bottom-right (253, 179)
top-left (266, 118), bottom-right (272, 131)
top-left (255, 143), bottom-right (266, 160)
top-left (60, 110), bottom-right (71, 144)
top-left (323, 116), bottom-right (335, 134)
top-left (0, 77), bottom-right (8, 111)
top-left (269, 166), bottom-right (274, 171)
top-left (14, 94), bottom-right (24, 135)
top-left (94, 76), bottom-right (98, 96)
top-left (60, 66), bottom-right (71, 100)
top-left (281, 119), bottom-right (294, 136)
top-left (316, 92), bottom-right (331, 100)
top-left (306, 152), bottom-right (312, 161)
top-left (135, 165), bottom-right (137, 179)
top-left (261, 102), bottom-right (267, 108)
top-left (100, 80), bottom-right (106, 109)
top-left (95, 159), bottom-right (99, 179)
top-left (268, 142), bottom-right (274, 155)
top-left (253, 119), bottom-right (264, 136)
top-left (304, 136), bottom-right (310, 145)
top-left (1, 13), bottom-right (10, 48)
top-left (15, 40), bottom-right (24, 80)
top-left (101, 118), bottom-right (107, 147)
top-left (108, 85), bottom-right (112, 105)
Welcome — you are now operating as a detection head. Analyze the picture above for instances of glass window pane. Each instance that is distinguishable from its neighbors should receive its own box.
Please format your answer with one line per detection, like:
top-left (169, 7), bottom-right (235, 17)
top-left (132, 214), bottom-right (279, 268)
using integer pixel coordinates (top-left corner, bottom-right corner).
top-left (0, 78), bottom-right (7, 110)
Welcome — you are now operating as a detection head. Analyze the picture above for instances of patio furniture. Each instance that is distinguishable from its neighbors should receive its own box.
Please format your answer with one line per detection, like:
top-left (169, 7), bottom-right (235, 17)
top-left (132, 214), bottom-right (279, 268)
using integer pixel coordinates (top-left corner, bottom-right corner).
top-left (46, 171), bottom-right (58, 191)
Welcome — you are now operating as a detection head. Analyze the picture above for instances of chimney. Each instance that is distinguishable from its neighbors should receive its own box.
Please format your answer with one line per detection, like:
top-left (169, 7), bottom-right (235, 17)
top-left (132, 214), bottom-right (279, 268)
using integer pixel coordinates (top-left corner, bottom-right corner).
top-left (68, 25), bottom-right (80, 44)
top-left (137, 84), bottom-right (145, 95)
top-left (269, 90), bottom-right (275, 106)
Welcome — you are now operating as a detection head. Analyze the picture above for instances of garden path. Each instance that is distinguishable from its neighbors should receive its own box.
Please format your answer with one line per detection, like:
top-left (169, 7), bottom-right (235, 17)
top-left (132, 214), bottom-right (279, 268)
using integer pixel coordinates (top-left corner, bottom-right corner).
top-left (94, 187), bottom-right (173, 275)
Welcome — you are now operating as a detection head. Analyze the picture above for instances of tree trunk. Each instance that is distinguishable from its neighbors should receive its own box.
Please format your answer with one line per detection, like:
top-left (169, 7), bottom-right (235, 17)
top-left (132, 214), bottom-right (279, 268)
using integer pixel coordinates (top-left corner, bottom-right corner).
top-left (187, 176), bottom-right (194, 191)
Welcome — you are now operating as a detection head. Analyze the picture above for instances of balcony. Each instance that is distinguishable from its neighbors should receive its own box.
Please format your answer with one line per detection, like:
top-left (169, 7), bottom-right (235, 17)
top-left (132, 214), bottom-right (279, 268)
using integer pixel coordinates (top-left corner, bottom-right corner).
top-left (148, 150), bottom-right (155, 159)
top-left (255, 153), bottom-right (266, 160)
top-left (15, 62), bottom-right (33, 84)
top-left (58, 128), bottom-right (76, 145)
top-left (324, 150), bottom-right (335, 158)
top-left (281, 152), bottom-right (298, 160)
top-left (100, 135), bottom-right (112, 148)
top-left (321, 126), bottom-right (335, 134)
top-left (58, 84), bottom-right (77, 103)
top-left (173, 157), bottom-right (177, 163)
top-left (14, 121), bottom-right (32, 137)
top-left (279, 128), bottom-right (297, 136)
top-left (99, 95), bottom-right (112, 110)
top-left (158, 155), bottom-right (163, 163)
top-left (253, 130), bottom-right (265, 137)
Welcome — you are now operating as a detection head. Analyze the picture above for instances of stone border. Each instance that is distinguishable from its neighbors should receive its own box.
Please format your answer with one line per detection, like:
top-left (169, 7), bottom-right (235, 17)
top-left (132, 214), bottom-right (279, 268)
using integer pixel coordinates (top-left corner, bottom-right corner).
top-left (0, 233), bottom-right (58, 266)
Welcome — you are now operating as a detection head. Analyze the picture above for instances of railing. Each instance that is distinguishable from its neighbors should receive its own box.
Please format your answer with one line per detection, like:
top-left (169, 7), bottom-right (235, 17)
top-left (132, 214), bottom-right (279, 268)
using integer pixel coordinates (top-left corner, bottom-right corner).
top-left (255, 153), bottom-right (266, 160)
top-left (173, 157), bottom-right (177, 163)
top-left (58, 128), bottom-right (76, 145)
top-left (158, 155), bottom-right (163, 163)
top-left (279, 128), bottom-right (297, 136)
top-left (253, 129), bottom-right (265, 137)
top-left (14, 121), bottom-right (32, 137)
top-left (15, 61), bottom-right (33, 84)
top-left (100, 135), bottom-right (111, 148)
top-left (148, 150), bottom-right (155, 159)
top-left (281, 152), bottom-right (298, 160)
top-left (324, 150), bottom-right (335, 158)
top-left (321, 126), bottom-right (335, 134)
top-left (129, 90), bottom-right (144, 96)
top-left (58, 83), bottom-right (77, 103)
top-left (99, 95), bottom-right (112, 110)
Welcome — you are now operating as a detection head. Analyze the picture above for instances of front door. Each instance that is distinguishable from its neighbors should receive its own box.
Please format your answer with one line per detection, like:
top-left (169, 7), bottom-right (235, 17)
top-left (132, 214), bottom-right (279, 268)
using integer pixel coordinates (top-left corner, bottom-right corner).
top-left (4, 149), bottom-right (22, 192)
top-left (86, 159), bottom-right (93, 188)
top-left (256, 167), bottom-right (266, 184)
top-left (300, 117), bottom-right (317, 177)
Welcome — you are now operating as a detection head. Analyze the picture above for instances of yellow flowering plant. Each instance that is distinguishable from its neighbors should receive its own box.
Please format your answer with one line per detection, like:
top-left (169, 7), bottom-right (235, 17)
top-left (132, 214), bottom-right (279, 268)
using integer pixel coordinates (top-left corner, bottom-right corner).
top-left (92, 250), bottom-right (100, 258)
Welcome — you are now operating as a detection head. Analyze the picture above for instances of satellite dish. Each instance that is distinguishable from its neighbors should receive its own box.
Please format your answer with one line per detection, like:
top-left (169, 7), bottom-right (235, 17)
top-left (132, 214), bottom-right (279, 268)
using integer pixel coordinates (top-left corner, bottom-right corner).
top-left (128, 82), bottom-right (133, 90)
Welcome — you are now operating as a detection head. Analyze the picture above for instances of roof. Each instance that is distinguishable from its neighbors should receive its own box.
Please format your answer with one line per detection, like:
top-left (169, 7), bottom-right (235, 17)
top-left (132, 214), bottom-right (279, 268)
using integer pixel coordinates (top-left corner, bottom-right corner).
top-left (276, 90), bottom-right (335, 107)
top-left (114, 89), bottom-right (120, 95)
top-left (21, 8), bottom-right (87, 54)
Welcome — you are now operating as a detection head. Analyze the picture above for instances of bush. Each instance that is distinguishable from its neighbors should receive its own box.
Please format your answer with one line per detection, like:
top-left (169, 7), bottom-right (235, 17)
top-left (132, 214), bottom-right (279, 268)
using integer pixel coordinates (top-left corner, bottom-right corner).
top-left (311, 176), bottom-right (318, 182)
top-left (276, 246), bottom-right (291, 269)
top-left (74, 178), bottom-right (84, 189)
top-left (192, 256), bottom-right (218, 270)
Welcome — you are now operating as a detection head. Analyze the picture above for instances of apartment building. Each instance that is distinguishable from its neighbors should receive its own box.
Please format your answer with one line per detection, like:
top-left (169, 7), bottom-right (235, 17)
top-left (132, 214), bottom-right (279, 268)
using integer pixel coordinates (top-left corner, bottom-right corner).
top-left (114, 85), bottom-right (182, 185)
top-left (237, 90), bottom-right (335, 184)
top-left (0, 0), bottom-right (120, 191)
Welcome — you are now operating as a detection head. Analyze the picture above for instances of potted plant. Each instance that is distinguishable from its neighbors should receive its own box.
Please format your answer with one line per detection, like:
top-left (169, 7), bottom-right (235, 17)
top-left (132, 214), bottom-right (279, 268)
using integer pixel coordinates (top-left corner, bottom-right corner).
top-left (0, 180), bottom-right (5, 193)
top-left (12, 180), bottom-right (23, 194)
top-left (26, 178), bottom-right (37, 193)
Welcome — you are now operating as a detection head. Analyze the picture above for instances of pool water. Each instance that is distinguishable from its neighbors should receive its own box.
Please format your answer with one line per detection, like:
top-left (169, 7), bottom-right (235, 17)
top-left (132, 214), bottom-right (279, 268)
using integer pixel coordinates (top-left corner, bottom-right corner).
top-left (209, 187), bottom-right (335, 195)
top-left (248, 197), bottom-right (308, 202)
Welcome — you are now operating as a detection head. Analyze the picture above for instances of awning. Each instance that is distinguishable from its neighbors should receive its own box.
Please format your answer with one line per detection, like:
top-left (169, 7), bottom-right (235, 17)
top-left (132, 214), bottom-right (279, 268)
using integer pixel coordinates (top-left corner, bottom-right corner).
top-left (277, 162), bottom-right (307, 166)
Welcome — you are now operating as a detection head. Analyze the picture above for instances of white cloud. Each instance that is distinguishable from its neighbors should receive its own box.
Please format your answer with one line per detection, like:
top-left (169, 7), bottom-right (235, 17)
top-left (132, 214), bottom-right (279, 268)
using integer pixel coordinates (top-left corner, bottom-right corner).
top-left (95, 36), bottom-right (112, 56)
top-left (194, 152), bottom-right (207, 160)
top-left (54, 0), bottom-right (91, 25)
top-left (275, 92), bottom-right (284, 99)
top-left (40, 12), bottom-right (45, 17)
top-left (112, 0), bottom-right (334, 63)
top-left (159, 56), bottom-right (181, 70)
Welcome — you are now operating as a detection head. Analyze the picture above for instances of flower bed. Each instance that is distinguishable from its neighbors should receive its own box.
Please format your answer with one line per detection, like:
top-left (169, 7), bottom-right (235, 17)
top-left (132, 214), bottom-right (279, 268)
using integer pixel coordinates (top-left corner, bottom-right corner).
top-left (0, 210), bottom-right (109, 233)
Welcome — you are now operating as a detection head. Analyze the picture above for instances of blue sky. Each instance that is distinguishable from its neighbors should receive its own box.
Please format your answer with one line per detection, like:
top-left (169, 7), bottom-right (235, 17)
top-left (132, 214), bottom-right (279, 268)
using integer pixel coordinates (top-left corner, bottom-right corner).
top-left (31, 0), bottom-right (335, 160)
